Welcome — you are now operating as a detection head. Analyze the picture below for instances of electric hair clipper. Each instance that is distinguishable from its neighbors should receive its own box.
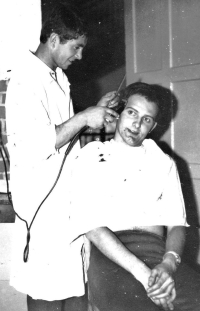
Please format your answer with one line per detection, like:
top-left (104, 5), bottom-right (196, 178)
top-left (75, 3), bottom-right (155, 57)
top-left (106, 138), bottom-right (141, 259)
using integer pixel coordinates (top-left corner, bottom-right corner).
top-left (108, 74), bottom-right (127, 114)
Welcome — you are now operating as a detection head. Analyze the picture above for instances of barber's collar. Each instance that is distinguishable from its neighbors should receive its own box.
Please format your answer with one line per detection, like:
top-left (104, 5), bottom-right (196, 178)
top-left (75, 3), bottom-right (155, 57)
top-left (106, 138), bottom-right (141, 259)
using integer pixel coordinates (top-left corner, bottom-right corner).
top-left (29, 51), bottom-right (62, 84)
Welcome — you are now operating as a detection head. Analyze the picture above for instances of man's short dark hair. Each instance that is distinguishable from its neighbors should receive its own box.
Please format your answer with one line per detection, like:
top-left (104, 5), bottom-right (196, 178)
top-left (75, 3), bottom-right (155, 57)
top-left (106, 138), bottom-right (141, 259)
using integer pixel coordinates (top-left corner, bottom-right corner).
top-left (119, 82), bottom-right (170, 122)
top-left (40, 3), bottom-right (88, 44)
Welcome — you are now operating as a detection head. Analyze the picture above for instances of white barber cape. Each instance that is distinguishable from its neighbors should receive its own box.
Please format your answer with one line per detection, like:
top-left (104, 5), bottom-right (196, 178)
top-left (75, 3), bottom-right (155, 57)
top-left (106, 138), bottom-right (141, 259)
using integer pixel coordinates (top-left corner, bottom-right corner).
top-left (69, 139), bottom-right (188, 242)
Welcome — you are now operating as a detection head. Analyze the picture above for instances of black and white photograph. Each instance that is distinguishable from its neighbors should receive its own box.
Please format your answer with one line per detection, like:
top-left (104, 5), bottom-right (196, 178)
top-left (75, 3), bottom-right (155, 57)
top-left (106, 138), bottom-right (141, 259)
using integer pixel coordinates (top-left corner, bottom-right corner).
top-left (0, 1), bottom-right (200, 310)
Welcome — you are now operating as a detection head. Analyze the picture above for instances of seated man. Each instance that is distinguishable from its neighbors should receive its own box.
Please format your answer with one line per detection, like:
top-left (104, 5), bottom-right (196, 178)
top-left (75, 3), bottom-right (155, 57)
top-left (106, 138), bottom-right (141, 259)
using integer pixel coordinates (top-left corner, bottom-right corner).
top-left (69, 82), bottom-right (200, 311)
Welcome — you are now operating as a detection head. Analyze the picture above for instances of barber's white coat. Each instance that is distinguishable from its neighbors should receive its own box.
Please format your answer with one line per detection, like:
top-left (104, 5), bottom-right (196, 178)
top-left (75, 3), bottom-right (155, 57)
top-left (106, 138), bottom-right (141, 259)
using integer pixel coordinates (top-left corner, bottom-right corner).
top-left (6, 51), bottom-right (84, 300)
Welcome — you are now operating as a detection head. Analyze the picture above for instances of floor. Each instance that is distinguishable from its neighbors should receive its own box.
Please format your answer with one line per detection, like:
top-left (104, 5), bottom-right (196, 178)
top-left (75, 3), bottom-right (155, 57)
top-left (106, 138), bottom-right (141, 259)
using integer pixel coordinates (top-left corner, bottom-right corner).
top-left (0, 281), bottom-right (27, 311)
top-left (0, 222), bottom-right (27, 311)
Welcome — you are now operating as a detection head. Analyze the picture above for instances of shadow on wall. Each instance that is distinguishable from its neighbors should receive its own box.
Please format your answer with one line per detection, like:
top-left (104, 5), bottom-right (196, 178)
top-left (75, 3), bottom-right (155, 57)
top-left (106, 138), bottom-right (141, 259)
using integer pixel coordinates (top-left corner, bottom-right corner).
top-left (70, 79), bottom-right (101, 113)
top-left (148, 84), bottom-right (199, 269)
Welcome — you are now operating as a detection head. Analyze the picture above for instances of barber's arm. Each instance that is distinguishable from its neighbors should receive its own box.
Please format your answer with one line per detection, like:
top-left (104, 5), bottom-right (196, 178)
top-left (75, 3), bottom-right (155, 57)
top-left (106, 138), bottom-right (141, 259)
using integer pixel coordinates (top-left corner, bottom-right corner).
top-left (97, 90), bottom-right (119, 134)
top-left (86, 226), bottom-right (152, 290)
top-left (55, 92), bottom-right (118, 149)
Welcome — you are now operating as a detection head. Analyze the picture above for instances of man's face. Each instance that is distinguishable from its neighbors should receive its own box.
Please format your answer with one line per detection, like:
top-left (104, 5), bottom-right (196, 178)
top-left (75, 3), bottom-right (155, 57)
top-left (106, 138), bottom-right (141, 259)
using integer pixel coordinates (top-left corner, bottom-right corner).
top-left (114, 94), bottom-right (158, 147)
top-left (52, 35), bottom-right (87, 70)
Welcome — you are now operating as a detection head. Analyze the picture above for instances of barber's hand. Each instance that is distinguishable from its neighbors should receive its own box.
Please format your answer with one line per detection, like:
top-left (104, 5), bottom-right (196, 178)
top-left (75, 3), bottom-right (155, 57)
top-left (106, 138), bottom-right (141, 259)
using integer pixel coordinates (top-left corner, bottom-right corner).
top-left (97, 91), bottom-right (119, 108)
top-left (83, 106), bottom-right (119, 129)
top-left (146, 263), bottom-right (176, 310)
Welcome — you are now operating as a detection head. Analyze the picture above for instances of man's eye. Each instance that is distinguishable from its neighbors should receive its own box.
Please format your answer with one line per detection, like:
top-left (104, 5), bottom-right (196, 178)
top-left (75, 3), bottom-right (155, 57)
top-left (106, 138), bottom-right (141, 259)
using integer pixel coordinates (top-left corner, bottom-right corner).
top-left (143, 117), bottom-right (152, 124)
top-left (127, 110), bottom-right (136, 115)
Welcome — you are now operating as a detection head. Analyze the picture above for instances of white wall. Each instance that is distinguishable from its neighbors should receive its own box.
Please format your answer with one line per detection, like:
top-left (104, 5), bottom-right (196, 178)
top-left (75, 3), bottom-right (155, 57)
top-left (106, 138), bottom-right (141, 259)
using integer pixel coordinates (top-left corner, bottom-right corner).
top-left (0, 1), bottom-right (41, 309)
top-left (0, 0), bottom-right (41, 80)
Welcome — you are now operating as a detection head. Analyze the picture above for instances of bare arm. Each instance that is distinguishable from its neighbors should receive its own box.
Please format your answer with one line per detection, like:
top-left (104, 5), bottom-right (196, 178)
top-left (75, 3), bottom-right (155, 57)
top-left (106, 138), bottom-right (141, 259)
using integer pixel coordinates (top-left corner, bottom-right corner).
top-left (55, 105), bottom-right (118, 150)
top-left (147, 226), bottom-right (185, 310)
top-left (86, 227), bottom-right (151, 290)
top-left (165, 225), bottom-right (185, 257)
top-left (148, 226), bottom-right (185, 287)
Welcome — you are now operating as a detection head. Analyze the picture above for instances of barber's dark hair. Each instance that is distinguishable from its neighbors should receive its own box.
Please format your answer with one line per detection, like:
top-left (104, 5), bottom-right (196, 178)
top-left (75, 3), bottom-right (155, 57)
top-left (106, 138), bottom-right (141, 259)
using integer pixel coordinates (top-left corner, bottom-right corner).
top-left (40, 3), bottom-right (88, 44)
top-left (119, 82), bottom-right (165, 121)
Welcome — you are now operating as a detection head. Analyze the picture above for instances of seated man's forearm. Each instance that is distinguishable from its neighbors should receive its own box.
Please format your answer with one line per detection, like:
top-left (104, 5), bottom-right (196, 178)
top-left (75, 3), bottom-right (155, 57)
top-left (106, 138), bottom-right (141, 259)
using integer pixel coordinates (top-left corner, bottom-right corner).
top-left (86, 227), bottom-right (151, 289)
top-left (165, 226), bottom-right (185, 255)
top-left (147, 226), bottom-right (186, 310)
top-left (163, 226), bottom-right (185, 272)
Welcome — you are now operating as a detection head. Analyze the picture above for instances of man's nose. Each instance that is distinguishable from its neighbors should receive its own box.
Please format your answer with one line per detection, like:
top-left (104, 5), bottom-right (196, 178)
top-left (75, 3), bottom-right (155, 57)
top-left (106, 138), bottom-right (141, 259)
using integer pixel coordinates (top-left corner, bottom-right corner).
top-left (75, 50), bottom-right (83, 60)
top-left (133, 117), bottom-right (142, 129)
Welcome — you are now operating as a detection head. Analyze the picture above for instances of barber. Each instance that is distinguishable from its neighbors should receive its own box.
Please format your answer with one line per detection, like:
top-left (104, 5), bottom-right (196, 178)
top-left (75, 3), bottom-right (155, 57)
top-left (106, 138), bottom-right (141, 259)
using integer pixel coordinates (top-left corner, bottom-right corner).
top-left (6, 3), bottom-right (118, 311)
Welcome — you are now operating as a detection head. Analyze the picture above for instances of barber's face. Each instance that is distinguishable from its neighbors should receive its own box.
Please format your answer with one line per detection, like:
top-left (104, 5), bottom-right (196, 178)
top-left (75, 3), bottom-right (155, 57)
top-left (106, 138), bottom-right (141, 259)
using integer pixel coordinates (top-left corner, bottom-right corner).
top-left (52, 35), bottom-right (87, 70)
top-left (114, 94), bottom-right (158, 147)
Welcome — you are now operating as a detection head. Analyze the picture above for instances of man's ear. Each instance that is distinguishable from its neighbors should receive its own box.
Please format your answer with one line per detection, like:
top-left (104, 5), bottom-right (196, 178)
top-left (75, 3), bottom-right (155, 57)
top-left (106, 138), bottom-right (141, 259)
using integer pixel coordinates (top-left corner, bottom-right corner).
top-left (149, 122), bottom-right (157, 133)
top-left (49, 33), bottom-right (60, 49)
